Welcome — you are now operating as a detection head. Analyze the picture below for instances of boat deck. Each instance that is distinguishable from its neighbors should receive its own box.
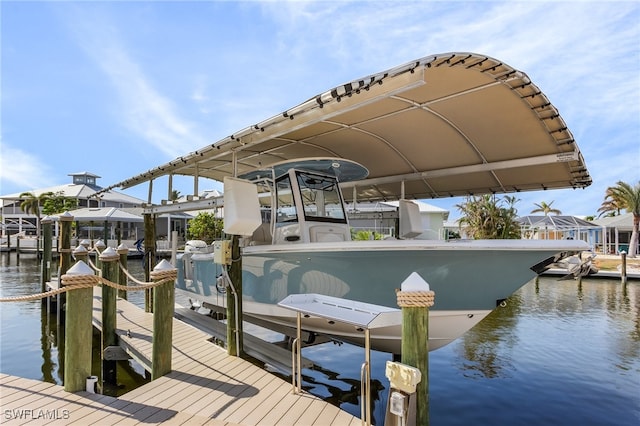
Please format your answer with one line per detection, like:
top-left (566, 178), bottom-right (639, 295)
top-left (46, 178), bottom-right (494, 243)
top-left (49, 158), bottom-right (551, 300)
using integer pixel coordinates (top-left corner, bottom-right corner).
top-left (0, 292), bottom-right (360, 425)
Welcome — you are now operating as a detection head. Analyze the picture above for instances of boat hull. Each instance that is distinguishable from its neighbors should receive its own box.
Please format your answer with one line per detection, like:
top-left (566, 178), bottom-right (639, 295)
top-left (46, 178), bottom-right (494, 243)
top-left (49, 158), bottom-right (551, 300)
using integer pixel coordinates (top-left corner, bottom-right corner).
top-left (176, 239), bottom-right (588, 353)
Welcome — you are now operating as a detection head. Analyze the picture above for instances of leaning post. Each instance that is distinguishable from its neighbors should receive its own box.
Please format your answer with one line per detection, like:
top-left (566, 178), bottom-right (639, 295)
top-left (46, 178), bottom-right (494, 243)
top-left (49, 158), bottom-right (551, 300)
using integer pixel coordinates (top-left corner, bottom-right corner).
top-left (396, 272), bottom-right (435, 426)
top-left (117, 244), bottom-right (129, 300)
top-left (62, 260), bottom-right (96, 392)
top-left (151, 259), bottom-right (177, 380)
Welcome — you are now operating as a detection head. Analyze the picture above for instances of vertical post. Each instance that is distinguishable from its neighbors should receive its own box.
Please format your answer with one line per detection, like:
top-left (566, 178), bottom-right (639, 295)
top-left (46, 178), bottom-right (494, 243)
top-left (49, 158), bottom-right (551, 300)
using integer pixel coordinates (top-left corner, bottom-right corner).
top-left (364, 328), bottom-right (371, 426)
top-left (58, 212), bottom-right (74, 330)
top-left (117, 244), bottom-right (129, 300)
top-left (41, 216), bottom-right (53, 298)
top-left (227, 235), bottom-right (243, 357)
top-left (144, 213), bottom-right (156, 313)
top-left (62, 261), bottom-right (96, 392)
top-left (73, 245), bottom-right (89, 264)
top-left (151, 259), bottom-right (177, 380)
top-left (621, 251), bottom-right (627, 285)
top-left (103, 220), bottom-right (109, 247)
top-left (396, 272), bottom-right (435, 426)
top-left (170, 230), bottom-right (178, 266)
top-left (100, 247), bottom-right (119, 386)
top-left (94, 239), bottom-right (106, 272)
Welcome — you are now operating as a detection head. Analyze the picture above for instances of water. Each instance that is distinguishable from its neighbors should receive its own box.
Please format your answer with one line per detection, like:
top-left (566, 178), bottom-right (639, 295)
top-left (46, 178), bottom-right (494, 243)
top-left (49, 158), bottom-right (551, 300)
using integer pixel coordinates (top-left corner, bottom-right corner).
top-left (1, 252), bottom-right (639, 425)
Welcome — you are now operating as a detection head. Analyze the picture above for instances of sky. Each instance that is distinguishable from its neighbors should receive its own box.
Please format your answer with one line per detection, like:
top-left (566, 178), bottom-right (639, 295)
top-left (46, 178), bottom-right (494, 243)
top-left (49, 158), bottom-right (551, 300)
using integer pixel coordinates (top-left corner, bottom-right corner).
top-left (1, 1), bottom-right (639, 220)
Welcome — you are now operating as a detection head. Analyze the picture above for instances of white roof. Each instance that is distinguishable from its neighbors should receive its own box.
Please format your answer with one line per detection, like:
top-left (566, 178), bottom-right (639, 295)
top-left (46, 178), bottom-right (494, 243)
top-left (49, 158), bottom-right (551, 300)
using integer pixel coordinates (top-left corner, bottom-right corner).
top-left (592, 213), bottom-right (635, 230)
top-left (1, 184), bottom-right (143, 205)
top-left (49, 207), bottom-right (143, 222)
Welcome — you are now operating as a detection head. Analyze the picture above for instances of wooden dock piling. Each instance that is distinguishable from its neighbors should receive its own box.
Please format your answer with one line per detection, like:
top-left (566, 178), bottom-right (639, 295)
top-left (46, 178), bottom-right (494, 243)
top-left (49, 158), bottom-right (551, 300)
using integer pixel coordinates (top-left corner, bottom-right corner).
top-left (117, 243), bottom-right (129, 299)
top-left (61, 261), bottom-right (95, 392)
top-left (40, 216), bottom-right (53, 298)
top-left (397, 272), bottom-right (435, 426)
top-left (151, 259), bottom-right (177, 379)
top-left (143, 213), bottom-right (156, 313)
top-left (100, 246), bottom-right (120, 386)
top-left (57, 211), bottom-right (74, 367)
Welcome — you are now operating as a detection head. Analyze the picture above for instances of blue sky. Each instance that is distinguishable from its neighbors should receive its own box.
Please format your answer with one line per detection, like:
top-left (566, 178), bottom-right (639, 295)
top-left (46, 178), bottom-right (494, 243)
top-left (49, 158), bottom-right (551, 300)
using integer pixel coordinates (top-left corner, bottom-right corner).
top-left (1, 1), bottom-right (638, 220)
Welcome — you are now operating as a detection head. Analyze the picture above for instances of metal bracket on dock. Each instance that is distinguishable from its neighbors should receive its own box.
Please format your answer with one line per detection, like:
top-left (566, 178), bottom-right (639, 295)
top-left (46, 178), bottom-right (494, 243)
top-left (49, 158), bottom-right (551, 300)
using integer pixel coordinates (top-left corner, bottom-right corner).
top-left (103, 346), bottom-right (132, 361)
top-left (278, 293), bottom-right (400, 426)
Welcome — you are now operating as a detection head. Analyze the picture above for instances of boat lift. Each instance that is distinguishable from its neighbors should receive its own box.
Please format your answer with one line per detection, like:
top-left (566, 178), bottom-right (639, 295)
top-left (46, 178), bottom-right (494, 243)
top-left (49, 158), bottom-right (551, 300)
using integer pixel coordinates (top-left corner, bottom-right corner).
top-left (278, 293), bottom-right (400, 426)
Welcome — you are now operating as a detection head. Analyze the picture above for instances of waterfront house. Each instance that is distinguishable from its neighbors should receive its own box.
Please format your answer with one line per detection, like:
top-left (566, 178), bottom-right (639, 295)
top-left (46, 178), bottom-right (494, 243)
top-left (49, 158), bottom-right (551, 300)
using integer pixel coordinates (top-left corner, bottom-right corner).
top-left (0, 172), bottom-right (189, 251)
top-left (591, 213), bottom-right (638, 255)
top-left (517, 215), bottom-right (599, 252)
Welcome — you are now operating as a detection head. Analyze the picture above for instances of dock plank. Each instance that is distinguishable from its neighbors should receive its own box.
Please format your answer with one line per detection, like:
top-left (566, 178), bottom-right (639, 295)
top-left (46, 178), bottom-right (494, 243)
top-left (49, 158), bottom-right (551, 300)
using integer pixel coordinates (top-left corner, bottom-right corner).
top-left (0, 291), bottom-right (361, 425)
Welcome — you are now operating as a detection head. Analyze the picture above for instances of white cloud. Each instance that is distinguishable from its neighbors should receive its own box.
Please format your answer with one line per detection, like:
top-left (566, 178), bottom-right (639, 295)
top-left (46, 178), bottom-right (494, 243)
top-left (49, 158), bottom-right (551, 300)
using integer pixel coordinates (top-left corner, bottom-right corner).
top-left (61, 6), bottom-right (208, 159)
top-left (0, 144), bottom-right (56, 194)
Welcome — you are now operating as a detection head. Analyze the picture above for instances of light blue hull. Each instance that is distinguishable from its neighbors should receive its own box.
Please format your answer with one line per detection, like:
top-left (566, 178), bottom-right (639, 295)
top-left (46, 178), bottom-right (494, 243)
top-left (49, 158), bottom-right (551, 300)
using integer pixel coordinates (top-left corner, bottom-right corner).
top-left (176, 239), bottom-right (587, 352)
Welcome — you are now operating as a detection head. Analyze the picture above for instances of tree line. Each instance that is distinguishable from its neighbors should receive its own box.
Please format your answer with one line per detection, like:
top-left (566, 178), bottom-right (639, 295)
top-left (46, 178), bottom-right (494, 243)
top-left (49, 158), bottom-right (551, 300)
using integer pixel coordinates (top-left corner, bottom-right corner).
top-left (455, 180), bottom-right (638, 256)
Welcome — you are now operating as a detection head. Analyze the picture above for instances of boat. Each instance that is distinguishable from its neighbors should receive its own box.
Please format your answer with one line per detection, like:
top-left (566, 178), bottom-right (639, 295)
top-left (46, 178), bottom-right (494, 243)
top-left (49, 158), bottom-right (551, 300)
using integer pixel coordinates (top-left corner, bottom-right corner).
top-left (99, 52), bottom-right (592, 353)
top-left (175, 157), bottom-right (589, 353)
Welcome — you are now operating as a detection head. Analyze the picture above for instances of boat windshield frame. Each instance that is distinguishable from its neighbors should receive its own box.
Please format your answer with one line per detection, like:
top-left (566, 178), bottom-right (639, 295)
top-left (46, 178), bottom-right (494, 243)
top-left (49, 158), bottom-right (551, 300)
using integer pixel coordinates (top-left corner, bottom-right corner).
top-left (275, 168), bottom-right (348, 227)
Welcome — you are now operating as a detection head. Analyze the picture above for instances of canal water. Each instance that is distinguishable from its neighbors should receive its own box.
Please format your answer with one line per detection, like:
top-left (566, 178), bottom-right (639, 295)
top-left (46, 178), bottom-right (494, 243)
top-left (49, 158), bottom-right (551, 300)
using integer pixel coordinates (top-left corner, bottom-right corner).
top-left (1, 252), bottom-right (638, 425)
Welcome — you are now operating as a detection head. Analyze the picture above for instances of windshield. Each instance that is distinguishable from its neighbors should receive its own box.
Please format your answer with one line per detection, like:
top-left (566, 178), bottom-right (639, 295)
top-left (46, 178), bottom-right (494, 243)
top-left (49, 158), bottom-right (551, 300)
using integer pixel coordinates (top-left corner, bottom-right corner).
top-left (296, 171), bottom-right (347, 223)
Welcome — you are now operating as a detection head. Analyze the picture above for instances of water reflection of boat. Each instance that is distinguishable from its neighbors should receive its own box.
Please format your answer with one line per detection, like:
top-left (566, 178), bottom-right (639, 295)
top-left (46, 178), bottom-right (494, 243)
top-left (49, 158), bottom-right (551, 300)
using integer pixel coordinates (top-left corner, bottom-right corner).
top-left (101, 52), bottom-right (592, 354)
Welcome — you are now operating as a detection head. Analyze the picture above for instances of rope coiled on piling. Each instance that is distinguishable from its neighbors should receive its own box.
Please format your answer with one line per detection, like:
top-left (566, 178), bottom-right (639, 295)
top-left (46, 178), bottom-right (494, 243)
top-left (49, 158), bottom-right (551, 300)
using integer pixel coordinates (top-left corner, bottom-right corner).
top-left (396, 290), bottom-right (436, 308)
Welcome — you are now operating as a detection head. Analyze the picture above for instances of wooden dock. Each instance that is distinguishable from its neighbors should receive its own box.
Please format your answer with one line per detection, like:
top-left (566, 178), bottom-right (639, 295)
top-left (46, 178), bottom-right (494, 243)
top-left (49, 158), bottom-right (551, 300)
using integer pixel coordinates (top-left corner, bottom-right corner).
top-left (0, 292), bottom-right (360, 425)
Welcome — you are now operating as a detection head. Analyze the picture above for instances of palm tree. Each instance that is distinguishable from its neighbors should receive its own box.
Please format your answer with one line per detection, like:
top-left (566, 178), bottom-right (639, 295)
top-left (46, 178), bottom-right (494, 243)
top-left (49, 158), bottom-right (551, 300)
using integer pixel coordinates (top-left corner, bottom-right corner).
top-left (597, 187), bottom-right (623, 217)
top-left (531, 201), bottom-right (562, 216)
top-left (598, 181), bottom-right (640, 257)
top-left (19, 191), bottom-right (54, 252)
top-left (456, 194), bottom-right (521, 239)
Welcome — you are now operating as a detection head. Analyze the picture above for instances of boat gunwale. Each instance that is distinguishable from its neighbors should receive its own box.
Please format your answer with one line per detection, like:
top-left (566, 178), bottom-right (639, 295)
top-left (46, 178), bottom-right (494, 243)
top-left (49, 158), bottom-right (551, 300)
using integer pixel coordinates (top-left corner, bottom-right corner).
top-left (242, 238), bottom-right (590, 254)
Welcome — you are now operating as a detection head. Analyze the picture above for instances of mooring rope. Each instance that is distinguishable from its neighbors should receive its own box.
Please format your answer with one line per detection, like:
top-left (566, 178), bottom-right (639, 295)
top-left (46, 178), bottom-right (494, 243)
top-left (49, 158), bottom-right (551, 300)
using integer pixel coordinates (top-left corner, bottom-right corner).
top-left (118, 260), bottom-right (149, 286)
top-left (86, 256), bottom-right (102, 273)
top-left (0, 268), bottom-right (176, 303)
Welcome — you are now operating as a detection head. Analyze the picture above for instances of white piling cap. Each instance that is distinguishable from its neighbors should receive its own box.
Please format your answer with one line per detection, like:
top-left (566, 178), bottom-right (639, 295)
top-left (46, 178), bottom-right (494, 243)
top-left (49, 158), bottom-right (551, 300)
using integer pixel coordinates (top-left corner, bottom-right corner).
top-left (59, 211), bottom-right (74, 221)
top-left (154, 259), bottom-right (174, 271)
top-left (94, 240), bottom-right (106, 249)
top-left (80, 239), bottom-right (91, 247)
top-left (67, 260), bottom-right (94, 276)
top-left (400, 271), bottom-right (430, 292)
top-left (99, 246), bottom-right (118, 259)
top-left (73, 245), bottom-right (88, 254)
top-left (117, 243), bottom-right (128, 250)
